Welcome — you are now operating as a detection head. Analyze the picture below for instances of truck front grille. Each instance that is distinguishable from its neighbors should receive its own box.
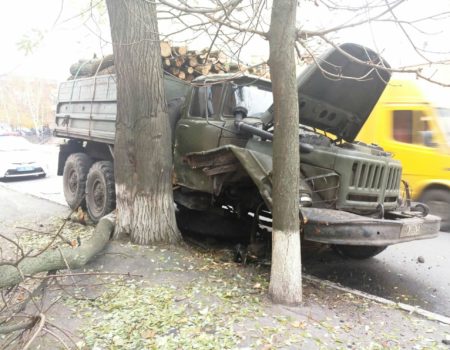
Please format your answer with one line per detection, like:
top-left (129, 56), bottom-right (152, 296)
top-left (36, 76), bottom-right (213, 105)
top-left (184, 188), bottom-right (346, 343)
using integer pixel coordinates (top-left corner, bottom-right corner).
top-left (350, 162), bottom-right (401, 191)
top-left (344, 159), bottom-right (401, 210)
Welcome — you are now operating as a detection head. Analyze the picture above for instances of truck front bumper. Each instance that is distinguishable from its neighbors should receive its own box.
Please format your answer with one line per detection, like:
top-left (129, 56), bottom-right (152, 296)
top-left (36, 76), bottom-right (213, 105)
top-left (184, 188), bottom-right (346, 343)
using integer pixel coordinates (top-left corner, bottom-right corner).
top-left (302, 208), bottom-right (440, 246)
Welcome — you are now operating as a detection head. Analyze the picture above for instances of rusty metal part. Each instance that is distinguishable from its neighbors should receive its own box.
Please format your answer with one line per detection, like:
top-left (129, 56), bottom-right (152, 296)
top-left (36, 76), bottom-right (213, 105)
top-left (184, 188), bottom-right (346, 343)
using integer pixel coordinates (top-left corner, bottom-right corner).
top-left (302, 207), bottom-right (440, 246)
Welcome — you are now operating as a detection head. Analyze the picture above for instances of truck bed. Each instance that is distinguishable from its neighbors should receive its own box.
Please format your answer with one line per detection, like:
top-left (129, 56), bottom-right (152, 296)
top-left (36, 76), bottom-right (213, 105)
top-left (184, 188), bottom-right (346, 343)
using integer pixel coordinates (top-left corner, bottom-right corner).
top-left (54, 73), bottom-right (190, 144)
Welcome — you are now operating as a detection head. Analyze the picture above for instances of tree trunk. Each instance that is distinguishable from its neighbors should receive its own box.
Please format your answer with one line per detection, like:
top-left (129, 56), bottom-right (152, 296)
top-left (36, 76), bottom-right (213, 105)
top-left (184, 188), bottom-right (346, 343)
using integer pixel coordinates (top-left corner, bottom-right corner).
top-left (267, 0), bottom-right (302, 305)
top-left (106, 0), bottom-right (180, 244)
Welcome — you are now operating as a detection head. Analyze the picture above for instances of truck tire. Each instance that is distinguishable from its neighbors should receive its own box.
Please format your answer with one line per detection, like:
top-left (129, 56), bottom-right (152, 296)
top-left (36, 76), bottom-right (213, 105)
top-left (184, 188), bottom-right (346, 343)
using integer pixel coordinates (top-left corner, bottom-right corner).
top-left (85, 161), bottom-right (116, 223)
top-left (420, 189), bottom-right (450, 232)
top-left (63, 153), bottom-right (93, 210)
top-left (332, 245), bottom-right (387, 259)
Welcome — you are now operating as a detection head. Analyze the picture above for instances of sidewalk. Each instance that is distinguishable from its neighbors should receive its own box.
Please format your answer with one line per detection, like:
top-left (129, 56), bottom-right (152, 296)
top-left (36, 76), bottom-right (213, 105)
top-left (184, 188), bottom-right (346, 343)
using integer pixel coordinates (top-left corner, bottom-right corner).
top-left (0, 197), bottom-right (449, 349)
top-left (9, 229), bottom-right (450, 348)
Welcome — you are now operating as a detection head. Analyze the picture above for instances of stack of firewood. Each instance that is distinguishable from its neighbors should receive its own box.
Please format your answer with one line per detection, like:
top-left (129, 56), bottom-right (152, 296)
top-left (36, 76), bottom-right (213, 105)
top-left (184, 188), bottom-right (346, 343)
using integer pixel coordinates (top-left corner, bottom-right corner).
top-left (68, 41), bottom-right (270, 81)
top-left (160, 42), bottom-right (231, 81)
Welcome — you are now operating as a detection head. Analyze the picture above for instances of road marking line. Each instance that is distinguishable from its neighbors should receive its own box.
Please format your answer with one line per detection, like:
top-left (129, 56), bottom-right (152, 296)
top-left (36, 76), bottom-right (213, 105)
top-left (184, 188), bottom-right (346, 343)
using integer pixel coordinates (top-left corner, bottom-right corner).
top-left (303, 274), bottom-right (450, 325)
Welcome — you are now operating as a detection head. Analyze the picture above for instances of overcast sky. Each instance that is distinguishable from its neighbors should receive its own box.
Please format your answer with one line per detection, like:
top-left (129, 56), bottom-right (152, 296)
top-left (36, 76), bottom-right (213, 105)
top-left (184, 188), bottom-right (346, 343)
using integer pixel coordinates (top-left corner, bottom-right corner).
top-left (1, 0), bottom-right (450, 85)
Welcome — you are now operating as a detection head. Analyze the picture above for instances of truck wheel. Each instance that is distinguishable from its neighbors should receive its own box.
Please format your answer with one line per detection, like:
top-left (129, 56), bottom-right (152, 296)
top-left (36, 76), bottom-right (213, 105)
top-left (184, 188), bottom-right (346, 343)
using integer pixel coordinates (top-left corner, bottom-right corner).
top-left (332, 245), bottom-right (387, 259)
top-left (63, 153), bottom-right (92, 210)
top-left (86, 161), bottom-right (115, 223)
top-left (420, 189), bottom-right (450, 232)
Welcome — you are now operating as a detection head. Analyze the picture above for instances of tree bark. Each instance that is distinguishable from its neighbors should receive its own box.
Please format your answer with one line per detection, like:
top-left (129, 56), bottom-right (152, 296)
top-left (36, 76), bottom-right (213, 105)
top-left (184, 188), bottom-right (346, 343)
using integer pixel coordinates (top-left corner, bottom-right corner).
top-left (267, 0), bottom-right (302, 305)
top-left (0, 214), bottom-right (115, 289)
top-left (106, 0), bottom-right (180, 244)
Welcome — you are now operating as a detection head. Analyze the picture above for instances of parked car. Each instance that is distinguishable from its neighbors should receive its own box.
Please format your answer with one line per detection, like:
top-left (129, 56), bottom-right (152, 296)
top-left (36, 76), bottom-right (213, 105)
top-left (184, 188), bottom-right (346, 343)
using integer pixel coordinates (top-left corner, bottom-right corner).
top-left (0, 136), bottom-right (47, 179)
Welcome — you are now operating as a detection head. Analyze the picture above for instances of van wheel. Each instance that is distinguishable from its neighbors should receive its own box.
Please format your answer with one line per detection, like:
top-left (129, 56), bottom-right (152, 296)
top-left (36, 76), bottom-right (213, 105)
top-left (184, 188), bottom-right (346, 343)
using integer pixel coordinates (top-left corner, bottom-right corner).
top-left (63, 153), bottom-right (92, 210)
top-left (420, 189), bottom-right (450, 232)
top-left (332, 245), bottom-right (387, 259)
top-left (86, 161), bottom-right (115, 223)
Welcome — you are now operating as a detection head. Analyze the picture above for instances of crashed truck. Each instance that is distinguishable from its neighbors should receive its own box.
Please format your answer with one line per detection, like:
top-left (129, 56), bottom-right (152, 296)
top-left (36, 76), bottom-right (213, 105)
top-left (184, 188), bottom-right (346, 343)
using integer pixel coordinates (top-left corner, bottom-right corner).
top-left (54, 43), bottom-right (440, 259)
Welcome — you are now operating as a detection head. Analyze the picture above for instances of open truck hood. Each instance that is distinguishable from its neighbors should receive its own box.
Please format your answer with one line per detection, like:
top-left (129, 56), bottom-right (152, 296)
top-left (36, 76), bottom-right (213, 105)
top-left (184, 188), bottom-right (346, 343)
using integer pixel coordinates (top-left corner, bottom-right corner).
top-left (263, 43), bottom-right (391, 142)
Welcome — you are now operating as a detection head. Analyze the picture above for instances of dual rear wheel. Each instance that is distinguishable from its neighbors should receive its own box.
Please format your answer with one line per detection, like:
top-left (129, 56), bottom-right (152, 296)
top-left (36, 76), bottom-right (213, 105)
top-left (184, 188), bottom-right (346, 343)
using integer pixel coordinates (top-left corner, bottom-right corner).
top-left (63, 153), bottom-right (115, 223)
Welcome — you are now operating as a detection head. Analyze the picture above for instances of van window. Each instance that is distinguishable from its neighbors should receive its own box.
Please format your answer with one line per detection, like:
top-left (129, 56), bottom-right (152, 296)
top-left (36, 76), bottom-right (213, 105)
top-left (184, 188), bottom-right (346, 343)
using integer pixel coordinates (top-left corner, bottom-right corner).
top-left (437, 107), bottom-right (450, 144)
top-left (189, 85), bottom-right (222, 118)
top-left (393, 110), bottom-right (435, 147)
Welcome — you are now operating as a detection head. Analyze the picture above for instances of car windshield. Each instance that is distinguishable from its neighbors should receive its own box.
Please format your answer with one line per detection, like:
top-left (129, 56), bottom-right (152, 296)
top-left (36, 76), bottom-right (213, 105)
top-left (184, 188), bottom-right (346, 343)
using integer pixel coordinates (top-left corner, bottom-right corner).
top-left (224, 84), bottom-right (273, 117)
top-left (0, 136), bottom-right (32, 151)
top-left (437, 107), bottom-right (450, 144)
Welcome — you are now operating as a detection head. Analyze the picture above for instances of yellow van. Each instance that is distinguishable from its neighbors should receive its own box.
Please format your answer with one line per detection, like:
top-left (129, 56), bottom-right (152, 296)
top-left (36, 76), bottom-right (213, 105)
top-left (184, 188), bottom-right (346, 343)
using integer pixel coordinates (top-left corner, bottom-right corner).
top-left (357, 79), bottom-right (450, 231)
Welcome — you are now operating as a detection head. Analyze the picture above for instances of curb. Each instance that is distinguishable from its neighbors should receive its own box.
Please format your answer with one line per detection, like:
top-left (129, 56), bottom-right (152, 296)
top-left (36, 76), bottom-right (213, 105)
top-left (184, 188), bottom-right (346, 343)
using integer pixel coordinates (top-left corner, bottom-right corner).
top-left (0, 182), bottom-right (68, 209)
top-left (303, 274), bottom-right (450, 325)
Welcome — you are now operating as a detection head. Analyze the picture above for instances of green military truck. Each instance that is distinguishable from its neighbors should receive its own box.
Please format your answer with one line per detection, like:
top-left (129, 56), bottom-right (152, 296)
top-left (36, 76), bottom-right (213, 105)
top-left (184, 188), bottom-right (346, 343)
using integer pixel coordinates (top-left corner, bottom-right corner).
top-left (54, 43), bottom-right (440, 259)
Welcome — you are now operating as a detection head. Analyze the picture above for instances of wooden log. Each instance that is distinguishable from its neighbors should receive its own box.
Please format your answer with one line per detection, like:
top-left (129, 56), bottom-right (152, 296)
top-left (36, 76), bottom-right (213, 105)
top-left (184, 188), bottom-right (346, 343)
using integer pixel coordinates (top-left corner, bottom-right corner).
top-left (196, 64), bottom-right (211, 76)
top-left (97, 66), bottom-right (116, 76)
top-left (172, 46), bottom-right (187, 56)
top-left (160, 41), bottom-right (172, 58)
top-left (211, 63), bottom-right (224, 73)
top-left (185, 66), bottom-right (194, 75)
top-left (208, 50), bottom-right (227, 64)
top-left (178, 71), bottom-right (186, 80)
top-left (170, 57), bottom-right (185, 68)
top-left (170, 67), bottom-right (180, 75)
top-left (185, 74), bottom-right (195, 82)
top-left (187, 56), bottom-right (199, 67)
top-left (69, 54), bottom-right (114, 77)
top-left (228, 62), bottom-right (240, 72)
top-left (163, 58), bottom-right (171, 68)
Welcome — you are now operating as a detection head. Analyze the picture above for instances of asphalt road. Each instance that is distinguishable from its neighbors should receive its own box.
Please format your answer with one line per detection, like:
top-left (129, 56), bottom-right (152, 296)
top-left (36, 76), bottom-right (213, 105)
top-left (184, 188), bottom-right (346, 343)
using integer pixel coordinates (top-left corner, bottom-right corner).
top-left (303, 235), bottom-right (450, 317)
top-left (1, 142), bottom-right (449, 317)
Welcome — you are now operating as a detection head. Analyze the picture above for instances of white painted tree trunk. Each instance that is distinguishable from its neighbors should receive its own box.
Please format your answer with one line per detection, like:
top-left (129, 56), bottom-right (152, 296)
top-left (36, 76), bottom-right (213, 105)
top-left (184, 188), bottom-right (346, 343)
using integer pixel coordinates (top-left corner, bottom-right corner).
top-left (267, 0), bottom-right (302, 304)
top-left (269, 230), bottom-right (302, 304)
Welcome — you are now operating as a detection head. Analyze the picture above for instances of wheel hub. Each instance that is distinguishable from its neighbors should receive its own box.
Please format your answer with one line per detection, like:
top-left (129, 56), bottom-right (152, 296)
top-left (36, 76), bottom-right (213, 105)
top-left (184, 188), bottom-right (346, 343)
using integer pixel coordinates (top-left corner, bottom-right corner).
top-left (92, 179), bottom-right (105, 211)
top-left (68, 170), bottom-right (78, 193)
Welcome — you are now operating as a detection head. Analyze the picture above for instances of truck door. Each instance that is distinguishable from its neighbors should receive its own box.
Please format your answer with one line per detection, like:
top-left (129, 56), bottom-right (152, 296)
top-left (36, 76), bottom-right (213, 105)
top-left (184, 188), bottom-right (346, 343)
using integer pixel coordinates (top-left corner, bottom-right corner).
top-left (173, 84), bottom-right (224, 191)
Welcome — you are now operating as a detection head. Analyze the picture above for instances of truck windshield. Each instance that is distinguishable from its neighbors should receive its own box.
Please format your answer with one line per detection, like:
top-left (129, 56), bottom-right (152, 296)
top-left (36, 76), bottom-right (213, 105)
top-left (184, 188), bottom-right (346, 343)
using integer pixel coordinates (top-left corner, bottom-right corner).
top-left (223, 84), bottom-right (273, 117)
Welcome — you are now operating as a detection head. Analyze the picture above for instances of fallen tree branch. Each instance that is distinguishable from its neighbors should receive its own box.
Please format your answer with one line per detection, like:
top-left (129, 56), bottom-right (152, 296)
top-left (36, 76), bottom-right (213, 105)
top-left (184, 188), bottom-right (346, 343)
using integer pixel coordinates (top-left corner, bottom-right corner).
top-left (23, 313), bottom-right (45, 350)
top-left (0, 213), bottom-right (115, 290)
top-left (0, 319), bottom-right (35, 334)
top-left (42, 326), bottom-right (71, 350)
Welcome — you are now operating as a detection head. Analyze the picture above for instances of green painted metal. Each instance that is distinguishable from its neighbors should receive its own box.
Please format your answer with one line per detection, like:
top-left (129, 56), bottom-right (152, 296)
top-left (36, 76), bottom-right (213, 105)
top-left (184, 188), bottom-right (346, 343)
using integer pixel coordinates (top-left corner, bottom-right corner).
top-left (55, 44), bottom-right (440, 245)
